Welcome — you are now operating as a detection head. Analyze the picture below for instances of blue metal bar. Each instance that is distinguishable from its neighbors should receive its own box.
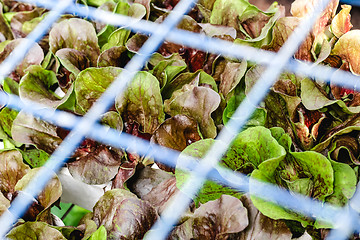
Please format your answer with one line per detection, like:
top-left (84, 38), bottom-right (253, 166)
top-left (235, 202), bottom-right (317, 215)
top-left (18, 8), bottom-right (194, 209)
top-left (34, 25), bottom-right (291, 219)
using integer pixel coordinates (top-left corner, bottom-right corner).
top-left (340, 0), bottom-right (360, 7)
top-left (0, 91), bottom-right (353, 230)
top-left (145, 0), bottom-right (335, 239)
top-left (0, 0), bottom-right (359, 238)
top-left (0, 0), bottom-right (196, 238)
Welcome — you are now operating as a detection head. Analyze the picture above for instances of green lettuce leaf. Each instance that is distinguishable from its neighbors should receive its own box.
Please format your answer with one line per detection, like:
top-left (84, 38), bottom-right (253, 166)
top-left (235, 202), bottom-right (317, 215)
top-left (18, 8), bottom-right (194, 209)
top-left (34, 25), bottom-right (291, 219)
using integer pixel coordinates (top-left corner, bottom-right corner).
top-left (19, 65), bottom-right (73, 108)
top-left (250, 128), bottom-right (334, 226)
top-left (0, 3), bottom-right (14, 41)
top-left (115, 71), bottom-right (165, 134)
top-left (75, 67), bottom-right (122, 113)
top-left (325, 160), bottom-right (356, 206)
top-left (7, 222), bottom-right (66, 240)
top-left (176, 139), bottom-right (243, 204)
top-left (211, 0), bottom-right (282, 47)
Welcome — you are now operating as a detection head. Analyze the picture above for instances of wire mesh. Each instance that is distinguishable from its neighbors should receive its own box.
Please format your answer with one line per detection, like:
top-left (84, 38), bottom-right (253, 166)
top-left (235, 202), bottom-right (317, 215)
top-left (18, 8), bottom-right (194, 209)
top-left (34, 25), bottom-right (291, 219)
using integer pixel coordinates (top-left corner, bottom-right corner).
top-left (0, 0), bottom-right (360, 239)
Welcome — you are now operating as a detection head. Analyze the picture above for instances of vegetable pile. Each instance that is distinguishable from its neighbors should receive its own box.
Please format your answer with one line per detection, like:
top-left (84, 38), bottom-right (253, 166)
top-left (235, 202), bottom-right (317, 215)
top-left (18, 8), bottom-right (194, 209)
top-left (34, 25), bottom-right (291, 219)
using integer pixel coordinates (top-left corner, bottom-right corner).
top-left (0, 0), bottom-right (359, 239)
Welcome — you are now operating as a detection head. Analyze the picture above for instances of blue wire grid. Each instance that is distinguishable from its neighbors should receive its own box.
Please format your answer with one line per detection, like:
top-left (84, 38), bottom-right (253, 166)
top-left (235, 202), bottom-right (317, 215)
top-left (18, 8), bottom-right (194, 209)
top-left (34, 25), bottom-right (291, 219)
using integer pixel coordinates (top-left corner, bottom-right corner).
top-left (0, 0), bottom-right (360, 239)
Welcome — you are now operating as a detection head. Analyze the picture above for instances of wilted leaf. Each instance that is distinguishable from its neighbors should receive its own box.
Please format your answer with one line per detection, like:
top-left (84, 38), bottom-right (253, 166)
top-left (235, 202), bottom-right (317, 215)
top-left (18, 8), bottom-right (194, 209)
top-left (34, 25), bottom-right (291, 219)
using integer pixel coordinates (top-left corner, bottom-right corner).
top-left (92, 189), bottom-right (158, 240)
top-left (165, 84), bottom-right (220, 138)
top-left (49, 18), bottom-right (100, 66)
top-left (7, 222), bottom-right (66, 240)
top-left (116, 71), bottom-right (165, 134)
top-left (67, 145), bottom-right (123, 185)
top-left (12, 111), bottom-right (62, 154)
top-left (75, 67), bottom-right (122, 112)
top-left (0, 150), bottom-right (29, 197)
top-left (170, 195), bottom-right (249, 239)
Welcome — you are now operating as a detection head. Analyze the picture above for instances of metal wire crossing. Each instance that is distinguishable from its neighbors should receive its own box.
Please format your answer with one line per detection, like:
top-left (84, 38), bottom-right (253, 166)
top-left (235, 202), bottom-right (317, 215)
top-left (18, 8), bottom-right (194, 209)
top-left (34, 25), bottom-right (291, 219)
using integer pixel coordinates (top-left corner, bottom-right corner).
top-left (0, 0), bottom-right (360, 239)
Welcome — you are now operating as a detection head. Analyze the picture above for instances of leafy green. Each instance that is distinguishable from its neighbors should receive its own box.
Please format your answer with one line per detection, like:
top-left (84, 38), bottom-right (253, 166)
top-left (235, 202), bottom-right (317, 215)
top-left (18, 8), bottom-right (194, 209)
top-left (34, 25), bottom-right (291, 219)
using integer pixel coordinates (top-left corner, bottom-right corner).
top-left (333, 30), bottom-right (360, 75)
top-left (67, 145), bottom-right (123, 185)
top-left (0, 39), bottom-right (44, 79)
top-left (11, 112), bottom-right (62, 154)
top-left (250, 128), bottom-right (334, 226)
top-left (92, 189), bottom-right (158, 239)
top-left (116, 71), bottom-right (165, 134)
top-left (0, 150), bottom-right (29, 196)
top-left (49, 18), bottom-right (100, 66)
top-left (7, 222), bottom-right (66, 240)
top-left (164, 83), bottom-right (220, 138)
top-left (19, 65), bottom-right (73, 108)
top-left (151, 114), bottom-right (201, 152)
top-left (170, 195), bottom-right (249, 239)
top-left (75, 67), bottom-right (122, 112)
top-left (15, 167), bottom-right (62, 211)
